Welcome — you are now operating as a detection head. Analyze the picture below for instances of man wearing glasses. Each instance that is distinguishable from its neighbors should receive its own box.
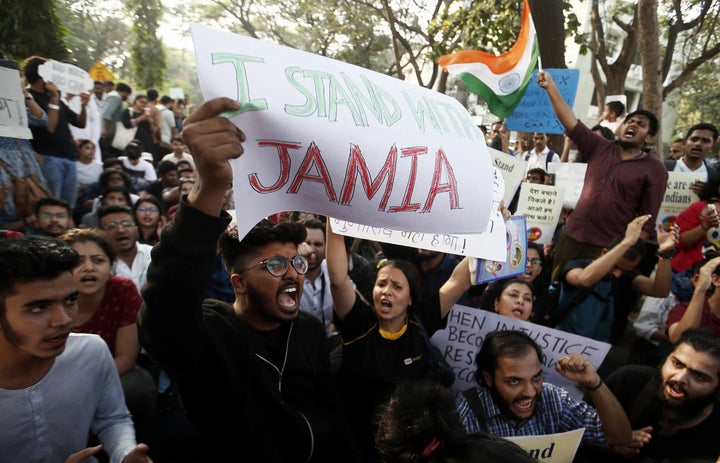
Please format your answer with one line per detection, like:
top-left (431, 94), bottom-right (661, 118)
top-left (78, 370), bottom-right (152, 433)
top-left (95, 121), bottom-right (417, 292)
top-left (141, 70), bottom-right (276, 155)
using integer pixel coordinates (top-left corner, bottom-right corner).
top-left (32, 197), bottom-right (72, 237)
top-left (98, 204), bottom-right (152, 294)
top-left (138, 98), bottom-right (360, 462)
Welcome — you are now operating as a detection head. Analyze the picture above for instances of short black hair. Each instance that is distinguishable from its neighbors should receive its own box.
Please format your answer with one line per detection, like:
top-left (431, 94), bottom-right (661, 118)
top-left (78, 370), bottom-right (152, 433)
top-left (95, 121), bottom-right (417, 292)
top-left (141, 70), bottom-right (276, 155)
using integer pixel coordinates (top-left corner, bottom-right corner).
top-left (219, 219), bottom-right (307, 273)
top-left (590, 125), bottom-right (615, 140)
top-left (674, 328), bottom-right (720, 379)
top-left (97, 204), bottom-right (133, 222)
top-left (116, 82), bottom-right (132, 94)
top-left (475, 330), bottom-right (544, 385)
top-left (606, 234), bottom-right (646, 261)
top-left (0, 236), bottom-right (79, 315)
top-left (526, 168), bottom-right (547, 182)
top-left (156, 160), bottom-right (178, 176)
top-left (22, 55), bottom-right (47, 84)
top-left (160, 95), bottom-right (173, 105)
top-left (377, 259), bottom-right (422, 307)
top-left (686, 123), bottom-right (719, 142)
top-left (624, 109), bottom-right (659, 136)
top-left (34, 197), bottom-right (71, 216)
top-left (606, 100), bottom-right (625, 116)
top-left (147, 89), bottom-right (158, 100)
top-left (299, 217), bottom-right (325, 238)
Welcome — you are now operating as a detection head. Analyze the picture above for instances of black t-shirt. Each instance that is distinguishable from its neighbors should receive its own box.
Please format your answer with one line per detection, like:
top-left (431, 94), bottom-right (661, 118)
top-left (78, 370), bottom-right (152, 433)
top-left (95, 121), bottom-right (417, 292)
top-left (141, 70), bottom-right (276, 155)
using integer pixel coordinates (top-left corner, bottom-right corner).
top-left (605, 364), bottom-right (720, 462)
top-left (28, 90), bottom-right (81, 160)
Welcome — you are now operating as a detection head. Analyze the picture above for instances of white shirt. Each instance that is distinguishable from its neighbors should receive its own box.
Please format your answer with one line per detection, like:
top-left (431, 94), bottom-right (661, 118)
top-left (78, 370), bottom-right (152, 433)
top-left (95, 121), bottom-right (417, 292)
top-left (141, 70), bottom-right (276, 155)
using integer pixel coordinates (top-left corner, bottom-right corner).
top-left (76, 160), bottom-right (104, 189)
top-left (523, 146), bottom-right (560, 173)
top-left (0, 334), bottom-right (136, 463)
top-left (113, 242), bottom-right (153, 293)
top-left (161, 151), bottom-right (196, 169)
top-left (673, 157), bottom-right (708, 177)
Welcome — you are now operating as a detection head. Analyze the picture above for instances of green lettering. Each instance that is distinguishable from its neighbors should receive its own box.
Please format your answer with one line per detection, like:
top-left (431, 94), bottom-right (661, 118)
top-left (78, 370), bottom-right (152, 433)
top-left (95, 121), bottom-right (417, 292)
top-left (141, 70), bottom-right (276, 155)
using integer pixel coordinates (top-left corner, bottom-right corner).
top-left (211, 53), bottom-right (267, 115)
top-left (285, 67), bottom-right (317, 116)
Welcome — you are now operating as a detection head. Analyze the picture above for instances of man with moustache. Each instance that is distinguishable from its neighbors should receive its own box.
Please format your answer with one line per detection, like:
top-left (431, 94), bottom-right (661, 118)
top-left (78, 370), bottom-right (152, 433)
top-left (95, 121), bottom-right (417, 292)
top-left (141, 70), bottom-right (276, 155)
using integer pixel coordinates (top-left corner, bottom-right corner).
top-left (536, 71), bottom-right (668, 282)
top-left (32, 197), bottom-right (72, 237)
top-left (664, 123), bottom-right (719, 201)
top-left (456, 330), bottom-right (632, 447)
top-left (0, 236), bottom-right (151, 462)
top-left (137, 98), bottom-right (359, 462)
top-left (599, 328), bottom-right (720, 462)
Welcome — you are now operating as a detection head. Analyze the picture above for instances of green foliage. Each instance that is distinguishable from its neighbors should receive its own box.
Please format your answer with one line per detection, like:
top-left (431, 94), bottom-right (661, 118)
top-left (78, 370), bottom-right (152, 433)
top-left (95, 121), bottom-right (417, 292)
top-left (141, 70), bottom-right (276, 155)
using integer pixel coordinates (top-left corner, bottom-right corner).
top-left (56, 0), bottom-right (131, 72)
top-left (127, 0), bottom-right (166, 89)
top-left (0, 0), bottom-right (69, 61)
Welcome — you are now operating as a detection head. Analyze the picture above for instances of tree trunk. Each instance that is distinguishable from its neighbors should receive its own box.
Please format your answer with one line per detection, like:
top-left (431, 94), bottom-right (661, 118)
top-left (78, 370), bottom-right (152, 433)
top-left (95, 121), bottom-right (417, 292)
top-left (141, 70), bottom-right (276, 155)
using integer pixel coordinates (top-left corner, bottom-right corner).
top-left (528, 0), bottom-right (566, 68)
top-left (637, 0), bottom-right (662, 146)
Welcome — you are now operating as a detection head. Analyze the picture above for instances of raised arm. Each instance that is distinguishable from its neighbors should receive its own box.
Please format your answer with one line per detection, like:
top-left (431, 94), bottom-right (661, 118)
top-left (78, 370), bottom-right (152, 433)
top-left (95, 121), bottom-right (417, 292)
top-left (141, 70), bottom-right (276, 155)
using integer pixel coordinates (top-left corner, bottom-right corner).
top-left (565, 215), bottom-right (649, 288)
top-left (325, 221), bottom-right (357, 320)
top-left (556, 354), bottom-right (632, 446)
top-left (438, 256), bottom-right (471, 318)
top-left (536, 71), bottom-right (578, 132)
top-left (632, 223), bottom-right (679, 298)
top-left (668, 256), bottom-right (720, 343)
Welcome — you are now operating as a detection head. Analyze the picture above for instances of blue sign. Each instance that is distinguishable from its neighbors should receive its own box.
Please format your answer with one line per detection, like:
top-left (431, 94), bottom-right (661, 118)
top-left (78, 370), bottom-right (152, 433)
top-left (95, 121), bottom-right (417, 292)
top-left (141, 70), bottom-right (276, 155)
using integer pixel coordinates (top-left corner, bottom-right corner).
top-left (505, 69), bottom-right (580, 135)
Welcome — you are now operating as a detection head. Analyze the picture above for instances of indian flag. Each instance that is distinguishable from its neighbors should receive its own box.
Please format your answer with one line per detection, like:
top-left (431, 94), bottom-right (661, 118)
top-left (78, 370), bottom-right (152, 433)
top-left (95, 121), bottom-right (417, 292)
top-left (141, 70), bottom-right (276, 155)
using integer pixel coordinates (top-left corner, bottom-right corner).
top-left (438, 0), bottom-right (539, 118)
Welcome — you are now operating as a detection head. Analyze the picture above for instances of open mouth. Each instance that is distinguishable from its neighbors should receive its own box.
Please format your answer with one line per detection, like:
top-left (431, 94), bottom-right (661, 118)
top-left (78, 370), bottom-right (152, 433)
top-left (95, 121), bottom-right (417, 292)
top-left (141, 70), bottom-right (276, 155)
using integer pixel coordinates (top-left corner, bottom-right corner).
top-left (277, 286), bottom-right (298, 310)
top-left (80, 275), bottom-right (98, 284)
top-left (511, 308), bottom-right (525, 318)
top-left (665, 381), bottom-right (687, 399)
top-left (45, 331), bottom-right (69, 346)
top-left (624, 128), bottom-right (636, 138)
top-left (513, 397), bottom-right (535, 416)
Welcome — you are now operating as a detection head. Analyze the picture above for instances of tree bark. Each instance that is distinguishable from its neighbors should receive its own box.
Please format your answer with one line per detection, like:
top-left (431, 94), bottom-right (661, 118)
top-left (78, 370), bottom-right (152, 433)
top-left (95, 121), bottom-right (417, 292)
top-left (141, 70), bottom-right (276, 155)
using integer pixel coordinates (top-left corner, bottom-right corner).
top-left (637, 0), bottom-right (662, 145)
top-left (528, 0), bottom-right (566, 68)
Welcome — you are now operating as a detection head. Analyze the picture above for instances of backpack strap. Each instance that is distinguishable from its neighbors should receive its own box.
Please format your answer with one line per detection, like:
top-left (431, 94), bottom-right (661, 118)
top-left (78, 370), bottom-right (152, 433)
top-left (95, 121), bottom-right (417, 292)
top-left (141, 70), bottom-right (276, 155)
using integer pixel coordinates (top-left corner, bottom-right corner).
top-left (462, 387), bottom-right (488, 431)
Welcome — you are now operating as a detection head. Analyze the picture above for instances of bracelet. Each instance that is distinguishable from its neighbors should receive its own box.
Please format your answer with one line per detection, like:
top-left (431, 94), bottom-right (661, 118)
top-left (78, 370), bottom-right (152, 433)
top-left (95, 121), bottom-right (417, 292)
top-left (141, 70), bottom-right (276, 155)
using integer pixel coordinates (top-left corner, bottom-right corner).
top-left (579, 378), bottom-right (603, 392)
top-left (47, 103), bottom-right (60, 110)
top-left (656, 248), bottom-right (676, 260)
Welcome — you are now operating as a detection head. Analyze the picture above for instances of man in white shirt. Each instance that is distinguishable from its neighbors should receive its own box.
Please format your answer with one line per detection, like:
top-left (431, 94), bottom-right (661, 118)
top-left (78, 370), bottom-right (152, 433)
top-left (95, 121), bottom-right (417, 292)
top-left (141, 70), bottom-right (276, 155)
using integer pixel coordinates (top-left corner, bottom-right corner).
top-left (523, 132), bottom-right (560, 174)
top-left (0, 235), bottom-right (151, 462)
top-left (157, 95), bottom-right (178, 146)
top-left (98, 204), bottom-right (153, 293)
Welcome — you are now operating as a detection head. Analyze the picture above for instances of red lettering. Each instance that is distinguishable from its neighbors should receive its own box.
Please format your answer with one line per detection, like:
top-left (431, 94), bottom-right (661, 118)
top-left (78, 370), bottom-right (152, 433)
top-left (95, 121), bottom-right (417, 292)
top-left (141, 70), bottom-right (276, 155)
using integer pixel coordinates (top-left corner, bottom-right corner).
top-left (248, 140), bottom-right (301, 193)
top-left (339, 144), bottom-right (396, 210)
top-left (388, 146), bottom-right (426, 213)
top-left (422, 147), bottom-right (459, 212)
top-left (288, 142), bottom-right (337, 201)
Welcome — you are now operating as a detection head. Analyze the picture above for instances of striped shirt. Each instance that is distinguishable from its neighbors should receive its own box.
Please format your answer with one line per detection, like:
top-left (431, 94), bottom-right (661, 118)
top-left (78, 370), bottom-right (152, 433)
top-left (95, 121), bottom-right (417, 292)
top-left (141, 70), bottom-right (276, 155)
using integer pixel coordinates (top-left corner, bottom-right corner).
top-left (456, 383), bottom-right (607, 446)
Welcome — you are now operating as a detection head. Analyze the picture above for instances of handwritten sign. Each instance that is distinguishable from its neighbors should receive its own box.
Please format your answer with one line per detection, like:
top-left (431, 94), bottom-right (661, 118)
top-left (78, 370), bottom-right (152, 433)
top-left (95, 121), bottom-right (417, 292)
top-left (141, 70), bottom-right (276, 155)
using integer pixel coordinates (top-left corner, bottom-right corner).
top-left (547, 162), bottom-right (587, 209)
top-left (38, 61), bottom-right (93, 96)
top-left (329, 166), bottom-right (507, 261)
top-left (506, 69), bottom-right (580, 135)
top-left (516, 183), bottom-right (565, 245)
top-left (658, 172), bottom-right (704, 231)
top-left (474, 216), bottom-right (527, 283)
top-left (430, 304), bottom-right (611, 400)
top-left (506, 428), bottom-right (585, 463)
top-left (0, 67), bottom-right (31, 139)
top-left (191, 24), bottom-right (493, 239)
top-left (488, 146), bottom-right (526, 205)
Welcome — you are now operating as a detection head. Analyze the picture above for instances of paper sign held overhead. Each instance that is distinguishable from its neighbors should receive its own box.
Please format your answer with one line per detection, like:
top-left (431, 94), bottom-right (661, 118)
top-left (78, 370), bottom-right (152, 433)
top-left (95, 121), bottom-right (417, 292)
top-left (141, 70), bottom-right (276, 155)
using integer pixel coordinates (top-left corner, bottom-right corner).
top-left (190, 24), bottom-right (494, 240)
top-left (38, 61), bottom-right (94, 96)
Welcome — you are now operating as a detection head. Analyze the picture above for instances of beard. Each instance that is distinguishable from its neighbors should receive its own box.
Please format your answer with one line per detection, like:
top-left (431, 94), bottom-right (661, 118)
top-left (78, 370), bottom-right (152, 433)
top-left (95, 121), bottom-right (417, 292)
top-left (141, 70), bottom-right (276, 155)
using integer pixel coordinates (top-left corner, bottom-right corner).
top-left (661, 381), bottom-right (719, 424)
top-left (416, 251), bottom-right (440, 262)
top-left (487, 383), bottom-right (541, 422)
top-left (617, 139), bottom-right (644, 150)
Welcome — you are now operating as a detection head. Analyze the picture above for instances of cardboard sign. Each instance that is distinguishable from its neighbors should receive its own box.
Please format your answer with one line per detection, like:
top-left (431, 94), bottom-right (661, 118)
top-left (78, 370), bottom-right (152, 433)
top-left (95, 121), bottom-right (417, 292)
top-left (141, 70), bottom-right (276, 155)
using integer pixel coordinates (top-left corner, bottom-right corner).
top-left (547, 162), bottom-right (587, 209)
top-left (38, 61), bottom-right (93, 95)
top-left (516, 183), bottom-right (565, 244)
top-left (488, 146), bottom-right (527, 205)
top-left (505, 69), bottom-right (580, 135)
top-left (191, 24), bottom-right (493, 239)
top-left (88, 60), bottom-right (115, 82)
top-left (506, 428), bottom-right (585, 463)
top-left (430, 304), bottom-right (611, 400)
top-left (0, 67), bottom-right (31, 139)
top-left (658, 172), bottom-right (704, 231)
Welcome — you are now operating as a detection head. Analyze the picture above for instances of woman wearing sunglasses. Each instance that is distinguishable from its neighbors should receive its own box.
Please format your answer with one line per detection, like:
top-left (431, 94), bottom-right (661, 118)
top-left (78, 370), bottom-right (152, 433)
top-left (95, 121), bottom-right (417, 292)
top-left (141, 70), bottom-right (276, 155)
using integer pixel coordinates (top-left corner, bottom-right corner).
top-left (325, 221), bottom-right (471, 458)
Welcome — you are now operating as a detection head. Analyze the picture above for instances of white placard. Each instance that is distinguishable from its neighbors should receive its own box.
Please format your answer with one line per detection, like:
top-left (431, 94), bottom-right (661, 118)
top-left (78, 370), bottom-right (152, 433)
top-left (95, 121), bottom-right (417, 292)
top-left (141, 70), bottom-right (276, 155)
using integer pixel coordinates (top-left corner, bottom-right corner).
top-left (0, 67), bottom-right (31, 139)
top-left (506, 428), bottom-right (585, 463)
top-left (431, 304), bottom-right (611, 400)
top-left (38, 61), bottom-right (93, 95)
top-left (488, 146), bottom-right (527, 205)
top-left (516, 183), bottom-right (566, 245)
top-left (191, 24), bottom-right (493, 239)
top-left (329, 166), bottom-right (507, 261)
top-left (547, 162), bottom-right (586, 209)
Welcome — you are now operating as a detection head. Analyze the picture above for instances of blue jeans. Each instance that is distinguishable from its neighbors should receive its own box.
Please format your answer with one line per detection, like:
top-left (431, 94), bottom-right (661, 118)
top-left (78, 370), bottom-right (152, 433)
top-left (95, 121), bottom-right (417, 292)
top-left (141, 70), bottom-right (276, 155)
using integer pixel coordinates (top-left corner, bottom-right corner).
top-left (40, 155), bottom-right (77, 208)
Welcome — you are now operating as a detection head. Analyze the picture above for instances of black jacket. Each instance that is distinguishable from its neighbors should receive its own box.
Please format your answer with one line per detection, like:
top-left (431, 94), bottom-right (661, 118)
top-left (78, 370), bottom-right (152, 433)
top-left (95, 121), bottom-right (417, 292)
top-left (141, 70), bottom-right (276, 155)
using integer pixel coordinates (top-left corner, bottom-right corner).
top-left (139, 201), bottom-right (357, 462)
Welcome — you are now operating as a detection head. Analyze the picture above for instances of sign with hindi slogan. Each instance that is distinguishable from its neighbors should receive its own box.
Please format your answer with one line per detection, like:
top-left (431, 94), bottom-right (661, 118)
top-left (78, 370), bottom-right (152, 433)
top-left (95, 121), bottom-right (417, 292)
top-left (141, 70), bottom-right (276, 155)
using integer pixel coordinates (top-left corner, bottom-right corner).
top-left (516, 182), bottom-right (565, 245)
top-left (506, 428), bottom-right (585, 463)
top-left (191, 24), bottom-right (493, 239)
top-left (505, 69), bottom-right (580, 135)
top-left (328, 166), bottom-right (507, 261)
top-left (0, 67), bottom-right (31, 139)
top-left (430, 304), bottom-right (611, 400)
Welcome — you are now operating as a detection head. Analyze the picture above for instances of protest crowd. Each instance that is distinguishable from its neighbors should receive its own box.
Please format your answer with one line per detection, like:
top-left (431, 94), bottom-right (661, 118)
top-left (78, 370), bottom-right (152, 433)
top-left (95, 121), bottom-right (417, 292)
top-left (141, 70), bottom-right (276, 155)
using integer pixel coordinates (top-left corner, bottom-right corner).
top-left (2, 40), bottom-right (720, 463)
